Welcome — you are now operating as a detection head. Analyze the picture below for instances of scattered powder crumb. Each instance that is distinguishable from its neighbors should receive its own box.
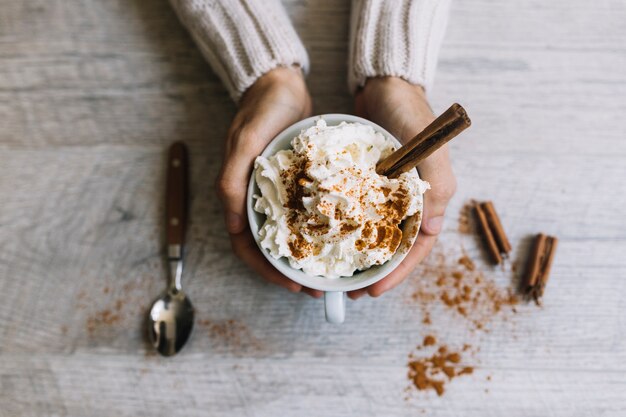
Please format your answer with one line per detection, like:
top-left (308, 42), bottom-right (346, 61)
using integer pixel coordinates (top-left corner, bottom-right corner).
top-left (407, 339), bottom-right (475, 396)
top-left (410, 251), bottom-right (518, 331)
top-left (86, 308), bottom-right (122, 335)
top-left (423, 335), bottom-right (436, 346)
top-left (82, 277), bottom-right (156, 337)
top-left (422, 312), bottom-right (432, 325)
top-left (458, 201), bottom-right (475, 234)
top-left (198, 319), bottom-right (263, 351)
top-left (458, 255), bottom-right (475, 271)
top-left (405, 202), bottom-right (523, 399)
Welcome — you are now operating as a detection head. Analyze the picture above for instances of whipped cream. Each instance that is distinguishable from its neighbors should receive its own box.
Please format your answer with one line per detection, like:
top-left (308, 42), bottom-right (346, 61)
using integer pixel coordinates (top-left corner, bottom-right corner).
top-left (253, 119), bottom-right (429, 278)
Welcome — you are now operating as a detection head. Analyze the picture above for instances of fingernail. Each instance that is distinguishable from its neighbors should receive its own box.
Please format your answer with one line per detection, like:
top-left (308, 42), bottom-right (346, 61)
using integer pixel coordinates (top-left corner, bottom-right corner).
top-left (226, 212), bottom-right (243, 233)
top-left (425, 216), bottom-right (444, 235)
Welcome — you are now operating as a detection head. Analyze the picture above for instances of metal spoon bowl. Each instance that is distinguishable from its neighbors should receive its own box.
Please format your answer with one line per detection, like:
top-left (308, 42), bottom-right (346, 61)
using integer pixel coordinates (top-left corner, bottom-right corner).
top-left (149, 287), bottom-right (194, 356)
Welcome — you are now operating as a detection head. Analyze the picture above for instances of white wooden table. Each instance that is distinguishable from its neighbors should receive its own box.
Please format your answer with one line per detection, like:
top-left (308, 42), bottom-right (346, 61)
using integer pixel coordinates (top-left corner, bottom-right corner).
top-left (1, 0), bottom-right (625, 416)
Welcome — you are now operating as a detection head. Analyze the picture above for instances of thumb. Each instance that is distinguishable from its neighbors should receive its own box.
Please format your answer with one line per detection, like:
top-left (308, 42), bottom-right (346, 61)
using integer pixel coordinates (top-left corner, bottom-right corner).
top-left (417, 146), bottom-right (456, 236)
top-left (216, 125), bottom-right (266, 234)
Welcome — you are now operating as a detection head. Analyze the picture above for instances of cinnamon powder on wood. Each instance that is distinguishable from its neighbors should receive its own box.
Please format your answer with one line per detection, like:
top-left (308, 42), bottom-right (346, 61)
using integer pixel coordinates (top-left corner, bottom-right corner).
top-left (406, 236), bottom-right (519, 397)
top-left (411, 251), bottom-right (518, 331)
top-left (407, 335), bottom-right (474, 396)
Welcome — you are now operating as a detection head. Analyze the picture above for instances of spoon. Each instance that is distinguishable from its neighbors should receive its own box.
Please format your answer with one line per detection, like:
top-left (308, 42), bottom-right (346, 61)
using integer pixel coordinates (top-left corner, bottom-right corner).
top-left (148, 141), bottom-right (194, 356)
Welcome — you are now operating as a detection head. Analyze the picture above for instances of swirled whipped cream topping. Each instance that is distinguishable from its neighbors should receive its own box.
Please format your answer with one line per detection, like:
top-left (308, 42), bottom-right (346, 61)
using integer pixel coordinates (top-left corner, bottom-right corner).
top-left (253, 119), bottom-right (429, 278)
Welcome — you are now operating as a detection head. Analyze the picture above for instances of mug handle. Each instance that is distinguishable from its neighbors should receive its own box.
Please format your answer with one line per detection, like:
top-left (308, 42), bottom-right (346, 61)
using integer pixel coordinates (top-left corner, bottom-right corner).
top-left (324, 291), bottom-right (346, 324)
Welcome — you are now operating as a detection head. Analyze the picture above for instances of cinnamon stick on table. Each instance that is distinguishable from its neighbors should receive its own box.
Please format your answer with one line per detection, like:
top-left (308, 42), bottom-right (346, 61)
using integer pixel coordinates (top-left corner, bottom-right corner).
top-left (523, 233), bottom-right (558, 304)
top-left (474, 201), bottom-right (511, 264)
top-left (376, 103), bottom-right (471, 178)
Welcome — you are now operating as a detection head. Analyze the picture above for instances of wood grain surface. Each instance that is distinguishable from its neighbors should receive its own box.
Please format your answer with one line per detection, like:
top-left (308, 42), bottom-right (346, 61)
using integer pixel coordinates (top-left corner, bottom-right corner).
top-left (1, 0), bottom-right (625, 416)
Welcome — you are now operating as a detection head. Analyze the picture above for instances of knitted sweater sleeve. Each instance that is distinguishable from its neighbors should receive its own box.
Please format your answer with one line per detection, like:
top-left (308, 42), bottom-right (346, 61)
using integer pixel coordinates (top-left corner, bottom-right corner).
top-left (168, 0), bottom-right (309, 102)
top-left (349, 0), bottom-right (451, 93)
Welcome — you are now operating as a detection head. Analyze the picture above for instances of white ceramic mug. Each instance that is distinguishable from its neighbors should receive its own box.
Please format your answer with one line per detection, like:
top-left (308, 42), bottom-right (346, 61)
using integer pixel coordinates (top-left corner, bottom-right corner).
top-left (246, 114), bottom-right (423, 324)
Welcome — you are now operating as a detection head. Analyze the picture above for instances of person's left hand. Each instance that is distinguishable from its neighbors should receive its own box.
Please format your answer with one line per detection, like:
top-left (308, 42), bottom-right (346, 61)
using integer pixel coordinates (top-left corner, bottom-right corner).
top-left (215, 67), bottom-right (323, 298)
top-left (349, 76), bottom-right (457, 299)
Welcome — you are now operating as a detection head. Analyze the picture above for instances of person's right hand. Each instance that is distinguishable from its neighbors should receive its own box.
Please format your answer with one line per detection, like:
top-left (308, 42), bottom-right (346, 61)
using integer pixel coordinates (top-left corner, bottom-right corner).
top-left (215, 67), bottom-right (323, 298)
top-left (349, 76), bottom-right (457, 299)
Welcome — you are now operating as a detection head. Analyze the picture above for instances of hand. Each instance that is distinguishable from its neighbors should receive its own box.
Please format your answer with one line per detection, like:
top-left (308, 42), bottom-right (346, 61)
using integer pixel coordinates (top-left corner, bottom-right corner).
top-left (215, 67), bottom-right (322, 298)
top-left (349, 77), bottom-right (457, 299)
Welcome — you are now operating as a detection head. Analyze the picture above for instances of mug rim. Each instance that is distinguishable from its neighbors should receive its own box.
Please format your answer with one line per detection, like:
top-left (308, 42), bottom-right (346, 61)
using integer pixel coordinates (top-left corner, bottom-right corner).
top-left (246, 114), bottom-right (423, 292)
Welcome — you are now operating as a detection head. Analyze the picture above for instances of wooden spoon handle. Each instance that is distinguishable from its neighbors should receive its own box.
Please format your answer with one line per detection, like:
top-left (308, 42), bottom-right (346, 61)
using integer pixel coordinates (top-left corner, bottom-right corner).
top-left (166, 142), bottom-right (189, 255)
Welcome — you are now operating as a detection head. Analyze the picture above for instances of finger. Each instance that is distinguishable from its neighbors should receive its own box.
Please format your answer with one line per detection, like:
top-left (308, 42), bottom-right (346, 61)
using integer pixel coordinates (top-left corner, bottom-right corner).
top-left (216, 120), bottom-right (275, 234)
top-left (416, 145), bottom-right (456, 236)
top-left (367, 232), bottom-right (437, 297)
top-left (347, 288), bottom-right (368, 300)
top-left (230, 230), bottom-right (303, 293)
top-left (301, 287), bottom-right (324, 298)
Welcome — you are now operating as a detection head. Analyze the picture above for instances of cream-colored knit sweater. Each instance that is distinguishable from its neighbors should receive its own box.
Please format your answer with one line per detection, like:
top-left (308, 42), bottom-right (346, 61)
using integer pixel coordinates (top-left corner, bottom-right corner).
top-left (169, 0), bottom-right (450, 101)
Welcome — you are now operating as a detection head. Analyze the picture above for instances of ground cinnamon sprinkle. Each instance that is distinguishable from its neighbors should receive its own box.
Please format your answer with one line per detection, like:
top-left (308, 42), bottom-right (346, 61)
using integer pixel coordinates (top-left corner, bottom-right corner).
top-left (423, 335), bottom-right (436, 346)
top-left (406, 208), bottom-right (521, 397)
top-left (197, 318), bottom-right (262, 352)
top-left (458, 201), bottom-right (475, 234)
top-left (282, 157), bottom-right (315, 260)
top-left (407, 337), bottom-right (474, 396)
top-left (458, 255), bottom-right (475, 271)
top-left (280, 151), bottom-right (416, 260)
top-left (83, 278), bottom-right (153, 336)
top-left (410, 251), bottom-right (518, 331)
top-left (86, 308), bottom-right (122, 334)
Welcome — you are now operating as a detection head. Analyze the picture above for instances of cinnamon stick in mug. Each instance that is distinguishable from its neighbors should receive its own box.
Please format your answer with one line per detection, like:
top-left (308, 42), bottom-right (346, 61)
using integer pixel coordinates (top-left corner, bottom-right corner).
top-left (376, 103), bottom-right (471, 178)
